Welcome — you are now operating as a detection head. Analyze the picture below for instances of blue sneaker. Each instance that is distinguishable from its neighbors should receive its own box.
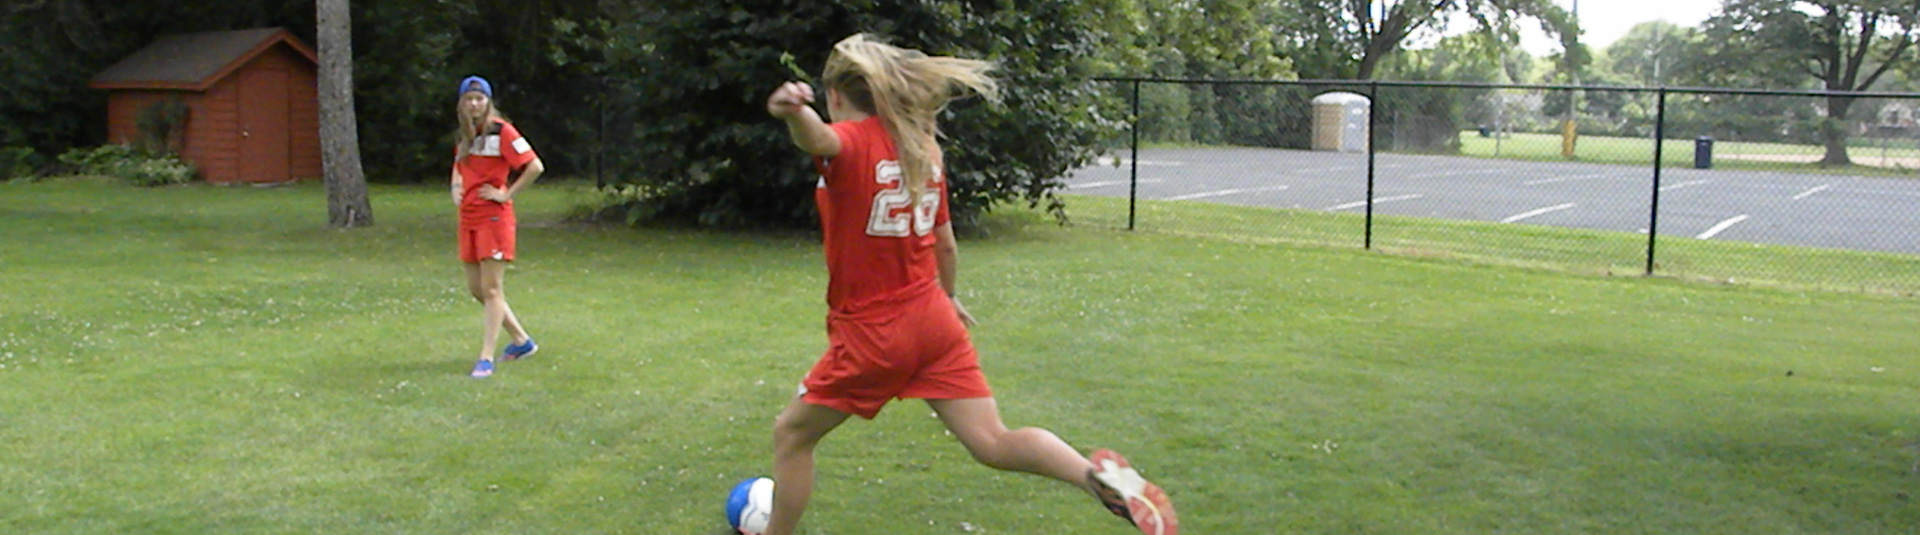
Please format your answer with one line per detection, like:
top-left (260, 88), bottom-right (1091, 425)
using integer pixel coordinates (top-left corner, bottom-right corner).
top-left (502, 338), bottom-right (538, 361)
top-left (470, 359), bottom-right (495, 378)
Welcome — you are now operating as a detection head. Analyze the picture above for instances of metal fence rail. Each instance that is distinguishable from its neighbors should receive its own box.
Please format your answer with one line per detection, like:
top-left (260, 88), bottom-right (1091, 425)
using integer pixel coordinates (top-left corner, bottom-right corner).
top-left (1074, 77), bottom-right (1920, 295)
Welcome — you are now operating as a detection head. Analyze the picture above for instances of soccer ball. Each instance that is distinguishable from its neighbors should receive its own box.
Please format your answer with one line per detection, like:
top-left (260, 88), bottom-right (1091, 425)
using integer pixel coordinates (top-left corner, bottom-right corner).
top-left (725, 476), bottom-right (774, 535)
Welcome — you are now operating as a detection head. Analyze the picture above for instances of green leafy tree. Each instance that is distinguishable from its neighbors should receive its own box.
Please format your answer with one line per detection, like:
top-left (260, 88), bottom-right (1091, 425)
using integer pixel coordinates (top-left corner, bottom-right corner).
top-left (1284, 0), bottom-right (1579, 79)
top-left (1378, 33), bottom-right (1541, 151)
top-left (1092, 0), bottom-right (1301, 147)
top-left (1703, 0), bottom-right (1920, 165)
top-left (591, 0), bottom-right (1118, 229)
top-left (1096, 0), bottom-right (1297, 78)
top-left (1605, 21), bottom-right (1707, 87)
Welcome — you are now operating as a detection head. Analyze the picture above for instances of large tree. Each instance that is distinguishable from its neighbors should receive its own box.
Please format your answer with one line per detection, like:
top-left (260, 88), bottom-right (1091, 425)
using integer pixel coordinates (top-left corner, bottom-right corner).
top-left (316, 0), bottom-right (372, 227)
top-left (1095, 0), bottom-right (1298, 78)
top-left (1604, 22), bottom-right (1707, 88)
top-left (1704, 0), bottom-right (1920, 166)
top-left (1286, 0), bottom-right (1578, 79)
top-left (583, 0), bottom-right (1119, 229)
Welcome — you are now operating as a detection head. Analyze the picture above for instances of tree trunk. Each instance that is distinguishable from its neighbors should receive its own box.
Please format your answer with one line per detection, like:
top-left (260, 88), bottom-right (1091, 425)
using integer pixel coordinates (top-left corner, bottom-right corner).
top-left (1356, 48), bottom-right (1382, 80)
top-left (318, 0), bottom-right (373, 227)
top-left (1820, 95), bottom-right (1855, 167)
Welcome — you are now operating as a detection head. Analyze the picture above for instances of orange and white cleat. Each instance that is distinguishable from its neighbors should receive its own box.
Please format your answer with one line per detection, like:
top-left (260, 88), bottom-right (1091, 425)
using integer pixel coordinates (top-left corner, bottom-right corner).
top-left (1088, 449), bottom-right (1178, 535)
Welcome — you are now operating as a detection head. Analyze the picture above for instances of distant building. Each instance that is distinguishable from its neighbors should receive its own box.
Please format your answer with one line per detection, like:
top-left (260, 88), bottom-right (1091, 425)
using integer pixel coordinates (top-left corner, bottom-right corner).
top-left (90, 28), bottom-right (320, 184)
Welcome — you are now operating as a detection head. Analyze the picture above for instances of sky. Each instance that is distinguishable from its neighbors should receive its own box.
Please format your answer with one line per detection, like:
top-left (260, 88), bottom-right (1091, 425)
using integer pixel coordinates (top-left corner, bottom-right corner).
top-left (1516, 0), bottom-right (1726, 55)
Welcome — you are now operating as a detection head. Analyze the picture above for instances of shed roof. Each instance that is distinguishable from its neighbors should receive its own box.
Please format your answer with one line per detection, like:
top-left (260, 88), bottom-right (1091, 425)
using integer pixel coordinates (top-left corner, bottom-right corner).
top-left (89, 28), bottom-right (316, 91)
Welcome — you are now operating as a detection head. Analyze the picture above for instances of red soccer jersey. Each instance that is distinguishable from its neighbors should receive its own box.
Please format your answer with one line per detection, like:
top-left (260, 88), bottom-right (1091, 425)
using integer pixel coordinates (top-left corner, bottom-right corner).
top-left (812, 117), bottom-right (952, 313)
top-left (454, 119), bottom-right (538, 225)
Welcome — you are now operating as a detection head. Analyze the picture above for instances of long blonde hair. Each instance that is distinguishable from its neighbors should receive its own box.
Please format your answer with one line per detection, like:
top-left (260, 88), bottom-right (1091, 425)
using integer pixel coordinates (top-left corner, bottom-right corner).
top-left (822, 34), bottom-right (1000, 200)
top-left (453, 98), bottom-right (510, 159)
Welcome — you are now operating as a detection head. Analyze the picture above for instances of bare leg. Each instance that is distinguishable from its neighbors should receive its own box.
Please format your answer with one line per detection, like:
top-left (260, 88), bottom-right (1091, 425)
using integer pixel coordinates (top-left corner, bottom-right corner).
top-left (473, 260), bottom-right (526, 361)
top-left (499, 293), bottom-right (529, 348)
top-left (927, 397), bottom-right (1097, 490)
top-left (466, 262), bottom-right (529, 345)
top-left (764, 399), bottom-right (851, 535)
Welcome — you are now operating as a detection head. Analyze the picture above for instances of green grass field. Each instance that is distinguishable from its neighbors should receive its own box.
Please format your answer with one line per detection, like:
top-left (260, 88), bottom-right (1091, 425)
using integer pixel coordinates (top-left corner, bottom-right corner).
top-left (4, 178), bottom-right (1918, 534)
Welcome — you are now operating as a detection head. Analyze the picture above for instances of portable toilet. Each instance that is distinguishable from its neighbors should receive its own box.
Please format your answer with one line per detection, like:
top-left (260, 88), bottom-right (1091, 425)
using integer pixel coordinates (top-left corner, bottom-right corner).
top-left (1311, 92), bottom-right (1370, 153)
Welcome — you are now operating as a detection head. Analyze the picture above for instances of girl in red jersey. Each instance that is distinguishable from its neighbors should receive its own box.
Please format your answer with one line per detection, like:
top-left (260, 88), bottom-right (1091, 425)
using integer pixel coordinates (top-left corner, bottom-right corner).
top-left (760, 35), bottom-right (1177, 535)
top-left (450, 76), bottom-right (543, 378)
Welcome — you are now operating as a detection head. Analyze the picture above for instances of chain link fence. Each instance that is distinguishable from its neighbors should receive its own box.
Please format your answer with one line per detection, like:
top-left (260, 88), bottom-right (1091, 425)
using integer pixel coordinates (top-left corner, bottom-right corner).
top-left (1068, 78), bottom-right (1920, 295)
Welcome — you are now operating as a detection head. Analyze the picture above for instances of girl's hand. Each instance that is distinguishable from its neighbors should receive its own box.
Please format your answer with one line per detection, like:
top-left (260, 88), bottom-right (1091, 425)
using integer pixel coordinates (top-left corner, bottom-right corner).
top-left (952, 297), bottom-right (977, 328)
top-left (477, 184), bottom-right (510, 203)
top-left (450, 166), bottom-right (465, 206)
top-left (767, 81), bottom-right (814, 119)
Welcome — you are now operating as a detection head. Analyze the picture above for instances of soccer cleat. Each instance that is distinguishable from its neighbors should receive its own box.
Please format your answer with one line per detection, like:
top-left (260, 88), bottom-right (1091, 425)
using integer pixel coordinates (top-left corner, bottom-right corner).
top-left (470, 359), bottom-right (494, 378)
top-left (502, 338), bottom-right (538, 361)
top-left (1088, 449), bottom-right (1178, 535)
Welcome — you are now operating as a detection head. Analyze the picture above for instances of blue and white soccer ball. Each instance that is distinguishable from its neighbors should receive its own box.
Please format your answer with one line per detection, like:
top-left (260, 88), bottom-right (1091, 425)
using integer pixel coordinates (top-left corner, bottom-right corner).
top-left (725, 476), bottom-right (774, 535)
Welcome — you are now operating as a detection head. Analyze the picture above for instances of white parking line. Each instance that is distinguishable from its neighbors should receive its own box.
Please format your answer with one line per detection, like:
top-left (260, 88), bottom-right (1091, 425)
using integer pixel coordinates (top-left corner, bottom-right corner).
top-left (1696, 214), bottom-right (1750, 240)
top-left (1407, 169), bottom-right (1487, 179)
top-left (1325, 194), bottom-right (1424, 211)
top-left (1069, 179), bottom-right (1165, 190)
top-left (1791, 184), bottom-right (1832, 200)
top-left (1501, 203), bottom-right (1577, 223)
top-left (1280, 166), bottom-right (1366, 175)
top-left (1522, 173), bottom-right (1614, 186)
top-left (1164, 185), bottom-right (1290, 201)
top-left (1659, 179), bottom-right (1714, 192)
top-left (1093, 157), bottom-right (1186, 167)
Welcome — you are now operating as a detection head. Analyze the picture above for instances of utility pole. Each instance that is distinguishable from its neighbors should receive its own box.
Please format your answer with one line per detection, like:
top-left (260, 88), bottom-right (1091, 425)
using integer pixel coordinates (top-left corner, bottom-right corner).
top-left (1562, 0), bottom-right (1581, 159)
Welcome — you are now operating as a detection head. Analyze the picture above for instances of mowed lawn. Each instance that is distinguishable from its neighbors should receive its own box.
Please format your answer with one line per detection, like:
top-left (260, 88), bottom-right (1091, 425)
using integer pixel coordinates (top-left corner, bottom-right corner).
top-left (2, 178), bottom-right (1917, 535)
top-left (1459, 130), bottom-right (1920, 176)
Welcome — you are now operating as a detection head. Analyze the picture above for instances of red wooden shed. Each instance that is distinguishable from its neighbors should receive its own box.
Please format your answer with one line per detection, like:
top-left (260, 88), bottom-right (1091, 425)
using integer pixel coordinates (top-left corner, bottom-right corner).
top-left (89, 28), bottom-right (321, 184)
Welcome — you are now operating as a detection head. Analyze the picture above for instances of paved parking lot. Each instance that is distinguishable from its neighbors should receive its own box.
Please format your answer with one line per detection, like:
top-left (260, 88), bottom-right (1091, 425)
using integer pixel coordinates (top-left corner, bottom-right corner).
top-left (1068, 148), bottom-right (1920, 255)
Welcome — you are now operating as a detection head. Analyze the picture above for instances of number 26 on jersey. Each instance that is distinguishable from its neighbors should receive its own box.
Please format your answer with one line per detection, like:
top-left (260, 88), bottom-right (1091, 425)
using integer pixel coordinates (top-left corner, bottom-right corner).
top-left (866, 160), bottom-right (940, 238)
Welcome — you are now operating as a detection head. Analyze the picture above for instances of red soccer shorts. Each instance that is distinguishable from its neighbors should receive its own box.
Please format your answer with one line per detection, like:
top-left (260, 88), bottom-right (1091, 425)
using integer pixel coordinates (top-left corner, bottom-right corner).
top-left (458, 215), bottom-right (516, 263)
top-left (801, 283), bottom-right (992, 419)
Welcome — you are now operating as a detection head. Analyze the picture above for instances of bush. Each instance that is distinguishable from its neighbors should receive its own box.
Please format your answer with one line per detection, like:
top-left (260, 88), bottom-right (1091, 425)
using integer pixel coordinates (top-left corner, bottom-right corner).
top-left (56, 144), bottom-right (137, 173)
top-left (55, 145), bottom-right (197, 187)
top-left (134, 98), bottom-right (190, 155)
top-left (119, 156), bottom-right (198, 187)
top-left (1, 146), bottom-right (41, 181)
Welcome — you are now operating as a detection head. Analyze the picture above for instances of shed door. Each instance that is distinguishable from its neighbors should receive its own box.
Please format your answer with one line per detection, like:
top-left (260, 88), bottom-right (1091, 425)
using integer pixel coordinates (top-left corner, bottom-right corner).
top-left (238, 68), bottom-right (290, 183)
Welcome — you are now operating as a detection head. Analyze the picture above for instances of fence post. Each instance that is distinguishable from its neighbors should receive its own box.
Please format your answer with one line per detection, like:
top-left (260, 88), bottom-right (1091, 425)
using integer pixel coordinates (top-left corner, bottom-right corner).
top-left (1128, 79), bottom-right (1141, 231)
top-left (1647, 88), bottom-right (1666, 276)
top-left (1365, 80), bottom-right (1378, 250)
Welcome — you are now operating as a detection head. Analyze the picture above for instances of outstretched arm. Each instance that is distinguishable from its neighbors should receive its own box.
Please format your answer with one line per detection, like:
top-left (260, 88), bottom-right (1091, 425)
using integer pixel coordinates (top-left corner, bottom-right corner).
top-left (767, 81), bottom-right (840, 158)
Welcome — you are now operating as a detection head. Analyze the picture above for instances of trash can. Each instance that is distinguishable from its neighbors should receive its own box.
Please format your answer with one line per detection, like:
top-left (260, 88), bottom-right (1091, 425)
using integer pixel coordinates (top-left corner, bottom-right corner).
top-left (1477, 124), bottom-right (1491, 137)
top-left (1693, 136), bottom-right (1714, 169)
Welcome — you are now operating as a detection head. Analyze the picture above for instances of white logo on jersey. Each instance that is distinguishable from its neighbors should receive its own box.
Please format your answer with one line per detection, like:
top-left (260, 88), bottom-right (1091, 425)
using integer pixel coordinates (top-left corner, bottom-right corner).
top-left (469, 135), bottom-right (502, 157)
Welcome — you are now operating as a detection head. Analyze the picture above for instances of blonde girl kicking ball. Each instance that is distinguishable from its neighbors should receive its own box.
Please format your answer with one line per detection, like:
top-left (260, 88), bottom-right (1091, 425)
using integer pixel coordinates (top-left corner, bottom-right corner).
top-left (759, 34), bottom-right (1178, 535)
top-left (450, 75), bottom-right (543, 378)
